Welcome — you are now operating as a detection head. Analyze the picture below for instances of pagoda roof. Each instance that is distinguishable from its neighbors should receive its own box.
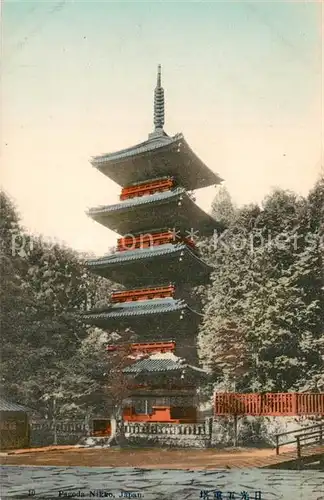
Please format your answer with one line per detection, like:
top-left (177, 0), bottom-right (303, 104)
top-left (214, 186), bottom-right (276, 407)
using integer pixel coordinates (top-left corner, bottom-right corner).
top-left (88, 187), bottom-right (222, 236)
top-left (91, 133), bottom-right (222, 191)
top-left (123, 357), bottom-right (206, 375)
top-left (83, 298), bottom-right (197, 319)
top-left (86, 243), bottom-right (213, 286)
top-left (122, 352), bottom-right (208, 380)
top-left (82, 298), bottom-right (201, 331)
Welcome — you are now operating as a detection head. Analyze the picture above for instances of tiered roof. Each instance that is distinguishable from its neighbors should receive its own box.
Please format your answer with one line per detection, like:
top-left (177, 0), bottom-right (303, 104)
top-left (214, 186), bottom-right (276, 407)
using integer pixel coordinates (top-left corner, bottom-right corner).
top-left (91, 133), bottom-right (222, 190)
top-left (123, 357), bottom-right (206, 376)
top-left (82, 297), bottom-right (201, 332)
top-left (123, 351), bottom-right (207, 382)
top-left (87, 243), bottom-right (212, 286)
top-left (88, 187), bottom-right (222, 235)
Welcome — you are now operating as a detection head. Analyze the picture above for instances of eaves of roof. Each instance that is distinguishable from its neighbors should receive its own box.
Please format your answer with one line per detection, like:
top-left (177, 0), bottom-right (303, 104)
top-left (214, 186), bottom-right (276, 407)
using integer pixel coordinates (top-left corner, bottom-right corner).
top-left (87, 243), bottom-right (183, 266)
top-left (86, 243), bottom-right (212, 270)
top-left (91, 133), bottom-right (181, 165)
top-left (123, 358), bottom-right (207, 374)
top-left (88, 187), bottom-right (185, 215)
top-left (83, 298), bottom-right (202, 319)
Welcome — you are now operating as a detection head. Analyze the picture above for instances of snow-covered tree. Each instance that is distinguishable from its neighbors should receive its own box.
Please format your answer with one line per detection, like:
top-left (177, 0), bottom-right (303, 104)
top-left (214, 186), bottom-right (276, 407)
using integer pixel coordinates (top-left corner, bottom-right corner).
top-left (199, 184), bottom-right (324, 393)
top-left (211, 186), bottom-right (236, 226)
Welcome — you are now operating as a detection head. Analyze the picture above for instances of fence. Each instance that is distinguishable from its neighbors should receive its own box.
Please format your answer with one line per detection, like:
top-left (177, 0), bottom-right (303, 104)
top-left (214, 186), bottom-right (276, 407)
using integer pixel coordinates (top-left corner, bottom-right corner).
top-left (30, 420), bottom-right (89, 447)
top-left (214, 393), bottom-right (324, 417)
top-left (124, 420), bottom-right (212, 448)
top-left (275, 422), bottom-right (324, 457)
top-left (29, 418), bottom-right (213, 448)
top-left (296, 393), bottom-right (324, 415)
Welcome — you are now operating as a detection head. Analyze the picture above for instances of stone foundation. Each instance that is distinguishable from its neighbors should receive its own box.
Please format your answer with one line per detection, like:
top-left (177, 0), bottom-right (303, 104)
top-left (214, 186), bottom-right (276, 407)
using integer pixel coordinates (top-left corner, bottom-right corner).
top-left (125, 433), bottom-right (210, 448)
top-left (124, 421), bottom-right (212, 448)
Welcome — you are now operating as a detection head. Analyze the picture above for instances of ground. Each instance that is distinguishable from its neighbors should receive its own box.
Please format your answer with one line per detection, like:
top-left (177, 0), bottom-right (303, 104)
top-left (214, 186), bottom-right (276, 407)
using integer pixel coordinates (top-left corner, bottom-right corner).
top-left (0, 446), bottom-right (282, 468)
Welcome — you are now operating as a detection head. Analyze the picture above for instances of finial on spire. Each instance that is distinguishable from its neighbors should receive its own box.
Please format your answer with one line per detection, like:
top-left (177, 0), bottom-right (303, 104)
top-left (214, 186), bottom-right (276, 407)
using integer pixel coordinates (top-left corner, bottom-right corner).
top-left (157, 64), bottom-right (161, 87)
top-left (154, 64), bottom-right (165, 131)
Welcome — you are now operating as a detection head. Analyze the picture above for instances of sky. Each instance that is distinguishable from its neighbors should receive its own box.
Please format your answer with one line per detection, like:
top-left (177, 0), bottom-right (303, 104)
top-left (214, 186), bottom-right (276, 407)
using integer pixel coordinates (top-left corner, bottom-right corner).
top-left (1, 0), bottom-right (322, 256)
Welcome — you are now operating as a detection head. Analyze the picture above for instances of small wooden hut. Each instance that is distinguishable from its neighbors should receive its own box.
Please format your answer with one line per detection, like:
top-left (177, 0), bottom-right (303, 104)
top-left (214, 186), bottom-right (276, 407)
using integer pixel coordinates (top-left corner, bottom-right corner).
top-left (0, 397), bottom-right (30, 450)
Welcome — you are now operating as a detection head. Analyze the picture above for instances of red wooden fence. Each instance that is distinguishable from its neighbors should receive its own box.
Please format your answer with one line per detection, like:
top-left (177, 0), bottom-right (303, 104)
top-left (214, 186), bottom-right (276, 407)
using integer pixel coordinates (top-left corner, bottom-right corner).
top-left (214, 393), bottom-right (324, 417)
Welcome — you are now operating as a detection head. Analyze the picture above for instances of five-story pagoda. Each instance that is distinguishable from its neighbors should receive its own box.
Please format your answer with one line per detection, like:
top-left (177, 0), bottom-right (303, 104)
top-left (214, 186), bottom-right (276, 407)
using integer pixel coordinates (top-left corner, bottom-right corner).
top-left (84, 66), bottom-right (223, 423)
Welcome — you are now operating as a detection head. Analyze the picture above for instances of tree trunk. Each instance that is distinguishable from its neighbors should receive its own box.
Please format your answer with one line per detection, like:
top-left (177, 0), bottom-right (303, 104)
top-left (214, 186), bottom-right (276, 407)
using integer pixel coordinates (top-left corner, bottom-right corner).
top-left (109, 416), bottom-right (117, 441)
top-left (233, 414), bottom-right (238, 447)
top-left (53, 397), bottom-right (57, 446)
top-left (85, 411), bottom-right (91, 437)
top-left (108, 407), bottom-right (127, 447)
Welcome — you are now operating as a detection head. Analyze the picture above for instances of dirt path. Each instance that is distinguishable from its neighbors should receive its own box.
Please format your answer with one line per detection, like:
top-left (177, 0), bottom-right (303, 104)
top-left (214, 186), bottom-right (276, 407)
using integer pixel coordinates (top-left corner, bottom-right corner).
top-left (0, 446), bottom-right (279, 469)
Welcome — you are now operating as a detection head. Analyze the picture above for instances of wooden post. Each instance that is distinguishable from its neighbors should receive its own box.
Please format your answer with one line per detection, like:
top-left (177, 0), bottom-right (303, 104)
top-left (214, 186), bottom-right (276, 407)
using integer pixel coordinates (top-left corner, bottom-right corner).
top-left (275, 434), bottom-right (279, 455)
top-left (233, 414), bottom-right (238, 447)
top-left (27, 416), bottom-right (31, 449)
top-left (291, 393), bottom-right (297, 416)
top-left (296, 436), bottom-right (301, 458)
top-left (53, 397), bottom-right (57, 446)
top-left (319, 424), bottom-right (323, 446)
top-left (208, 416), bottom-right (213, 437)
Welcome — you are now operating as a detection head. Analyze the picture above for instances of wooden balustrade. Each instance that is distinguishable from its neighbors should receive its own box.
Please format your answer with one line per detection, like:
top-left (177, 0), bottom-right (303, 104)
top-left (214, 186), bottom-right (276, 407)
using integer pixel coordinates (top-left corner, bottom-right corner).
top-left (124, 421), bottom-right (211, 437)
top-left (214, 393), bottom-right (324, 417)
top-left (116, 230), bottom-right (196, 252)
top-left (297, 393), bottom-right (324, 415)
top-left (131, 341), bottom-right (175, 354)
top-left (30, 420), bottom-right (88, 433)
top-left (111, 284), bottom-right (175, 303)
top-left (106, 341), bottom-right (175, 354)
top-left (117, 231), bottom-right (173, 251)
top-left (275, 423), bottom-right (324, 457)
top-left (120, 177), bottom-right (174, 201)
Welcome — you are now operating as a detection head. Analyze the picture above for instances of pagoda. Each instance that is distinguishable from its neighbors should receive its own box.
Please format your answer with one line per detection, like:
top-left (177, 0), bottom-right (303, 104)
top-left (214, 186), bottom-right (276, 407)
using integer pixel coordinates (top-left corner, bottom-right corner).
top-left (84, 66), bottom-right (223, 423)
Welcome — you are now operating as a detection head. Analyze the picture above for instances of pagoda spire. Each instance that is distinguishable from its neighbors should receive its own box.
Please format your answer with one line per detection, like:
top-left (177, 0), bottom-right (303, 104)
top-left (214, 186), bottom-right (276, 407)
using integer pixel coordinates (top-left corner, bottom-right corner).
top-left (153, 64), bottom-right (165, 131)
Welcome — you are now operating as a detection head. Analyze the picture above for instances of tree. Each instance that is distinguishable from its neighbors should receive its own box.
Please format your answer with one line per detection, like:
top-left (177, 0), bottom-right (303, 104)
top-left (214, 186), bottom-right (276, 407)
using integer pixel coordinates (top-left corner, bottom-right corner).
top-left (199, 185), bottom-right (324, 393)
top-left (199, 318), bottom-right (249, 387)
top-left (0, 190), bottom-right (117, 415)
top-left (241, 245), bottom-right (322, 392)
top-left (0, 192), bottom-right (36, 401)
top-left (211, 186), bottom-right (236, 226)
top-left (60, 327), bottom-right (136, 444)
top-left (235, 204), bottom-right (261, 232)
top-left (307, 173), bottom-right (324, 232)
top-left (199, 215), bottom-right (253, 388)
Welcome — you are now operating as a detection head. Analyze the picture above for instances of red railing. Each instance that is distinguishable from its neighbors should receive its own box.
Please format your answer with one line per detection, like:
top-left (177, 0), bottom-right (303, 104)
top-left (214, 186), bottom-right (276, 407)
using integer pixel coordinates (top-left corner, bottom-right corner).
top-left (111, 284), bottom-right (175, 303)
top-left (106, 341), bottom-right (176, 354)
top-left (131, 341), bottom-right (176, 354)
top-left (120, 177), bottom-right (174, 201)
top-left (297, 393), bottom-right (324, 415)
top-left (214, 393), bottom-right (324, 417)
top-left (117, 231), bottom-right (196, 252)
